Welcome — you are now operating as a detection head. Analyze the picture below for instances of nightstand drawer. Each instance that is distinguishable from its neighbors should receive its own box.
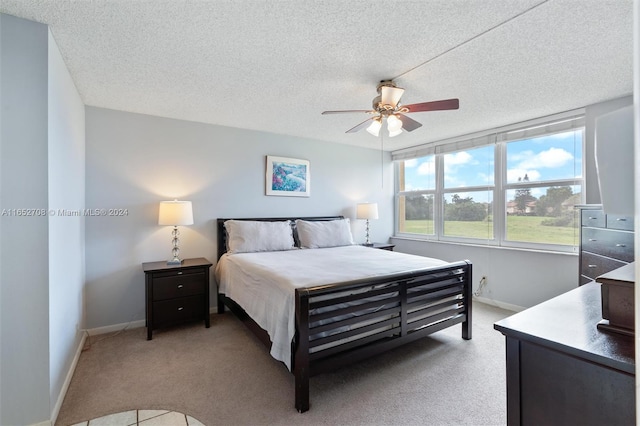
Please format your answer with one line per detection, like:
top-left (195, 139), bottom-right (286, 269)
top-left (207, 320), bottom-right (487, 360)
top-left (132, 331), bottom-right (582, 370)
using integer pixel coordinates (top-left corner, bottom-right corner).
top-left (153, 272), bottom-right (205, 301)
top-left (581, 228), bottom-right (634, 262)
top-left (153, 295), bottom-right (205, 327)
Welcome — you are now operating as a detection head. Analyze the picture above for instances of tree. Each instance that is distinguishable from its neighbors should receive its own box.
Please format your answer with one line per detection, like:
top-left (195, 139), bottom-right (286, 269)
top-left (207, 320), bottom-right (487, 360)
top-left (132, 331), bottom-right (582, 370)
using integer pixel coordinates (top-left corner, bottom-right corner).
top-left (536, 186), bottom-right (573, 217)
top-left (444, 194), bottom-right (487, 221)
top-left (514, 174), bottom-right (536, 215)
top-left (405, 194), bottom-right (433, 220)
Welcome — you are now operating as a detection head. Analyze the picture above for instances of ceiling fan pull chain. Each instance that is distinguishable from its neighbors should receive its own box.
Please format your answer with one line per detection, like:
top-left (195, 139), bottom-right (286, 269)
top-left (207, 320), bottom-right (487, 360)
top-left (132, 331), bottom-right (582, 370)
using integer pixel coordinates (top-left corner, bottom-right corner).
top-left (380, 131), bottom-right (384, 189)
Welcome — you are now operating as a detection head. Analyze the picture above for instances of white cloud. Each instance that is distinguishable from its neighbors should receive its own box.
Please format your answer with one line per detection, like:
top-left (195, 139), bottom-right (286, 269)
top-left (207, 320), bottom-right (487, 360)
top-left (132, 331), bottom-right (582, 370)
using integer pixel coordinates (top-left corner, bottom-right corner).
top-left (404, 159), bottom-right (418, 168)
top-left (417, 161), bottom-right (435, 176)
top-left (516, 147), bottom-right (573, 169)
top-left (445, 151), bottom-right (473, 165)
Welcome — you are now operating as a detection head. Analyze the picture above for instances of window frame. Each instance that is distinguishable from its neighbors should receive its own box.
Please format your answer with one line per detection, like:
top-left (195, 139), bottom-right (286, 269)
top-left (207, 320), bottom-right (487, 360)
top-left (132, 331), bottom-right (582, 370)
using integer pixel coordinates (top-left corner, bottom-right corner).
top-left (394, 111), bottom-right (585, 253)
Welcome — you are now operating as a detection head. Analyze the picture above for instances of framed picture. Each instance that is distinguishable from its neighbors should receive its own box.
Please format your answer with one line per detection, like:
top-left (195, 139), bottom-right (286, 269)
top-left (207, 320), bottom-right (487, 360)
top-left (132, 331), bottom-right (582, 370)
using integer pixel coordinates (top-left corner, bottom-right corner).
top-left (266, 155), bottom-right (310, 197)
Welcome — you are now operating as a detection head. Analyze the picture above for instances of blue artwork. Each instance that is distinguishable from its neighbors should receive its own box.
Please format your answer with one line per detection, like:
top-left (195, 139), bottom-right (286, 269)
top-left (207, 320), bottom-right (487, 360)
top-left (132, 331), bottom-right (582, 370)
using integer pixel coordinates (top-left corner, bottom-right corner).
top-left (271, 161), bottom-right (307, 192)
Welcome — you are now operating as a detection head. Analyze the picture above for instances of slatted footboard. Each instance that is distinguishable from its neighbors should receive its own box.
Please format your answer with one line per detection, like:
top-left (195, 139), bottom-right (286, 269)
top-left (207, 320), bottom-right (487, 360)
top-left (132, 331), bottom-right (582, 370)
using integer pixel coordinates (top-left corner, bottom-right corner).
top-left (293, 260), bottom-right (472, 412)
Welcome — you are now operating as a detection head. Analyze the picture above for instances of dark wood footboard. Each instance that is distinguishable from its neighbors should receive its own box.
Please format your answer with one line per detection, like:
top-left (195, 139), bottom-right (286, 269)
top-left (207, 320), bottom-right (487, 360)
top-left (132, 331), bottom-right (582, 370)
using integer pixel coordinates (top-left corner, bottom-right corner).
top-left (215, 217), bottom-right (472, 413)
top-left (292, 260), bottom-right (472, 412)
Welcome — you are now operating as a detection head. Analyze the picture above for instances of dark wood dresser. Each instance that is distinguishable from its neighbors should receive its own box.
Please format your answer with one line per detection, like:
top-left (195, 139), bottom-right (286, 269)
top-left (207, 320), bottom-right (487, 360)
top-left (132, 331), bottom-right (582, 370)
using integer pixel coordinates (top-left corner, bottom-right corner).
top-left (579, 205), bottom-right (634, 285)
top-left (143, 257), bottom-right (212, 340)
top-left (494, 282), bottom-right (635, 425)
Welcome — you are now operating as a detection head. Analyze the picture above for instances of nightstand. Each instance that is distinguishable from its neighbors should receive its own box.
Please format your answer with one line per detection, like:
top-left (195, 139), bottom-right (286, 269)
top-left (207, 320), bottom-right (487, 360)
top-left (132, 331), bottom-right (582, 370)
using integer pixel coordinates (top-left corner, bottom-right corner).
top-left (364, 243), bottom-right (395, 251)
top-left (142, 257), bottom-right (212, 340)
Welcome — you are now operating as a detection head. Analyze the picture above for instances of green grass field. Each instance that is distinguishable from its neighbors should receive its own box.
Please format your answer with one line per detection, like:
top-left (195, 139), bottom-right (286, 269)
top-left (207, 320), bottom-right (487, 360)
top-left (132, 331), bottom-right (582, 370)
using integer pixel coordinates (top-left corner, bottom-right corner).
top-left (401, 215), bottom-right (578, 245)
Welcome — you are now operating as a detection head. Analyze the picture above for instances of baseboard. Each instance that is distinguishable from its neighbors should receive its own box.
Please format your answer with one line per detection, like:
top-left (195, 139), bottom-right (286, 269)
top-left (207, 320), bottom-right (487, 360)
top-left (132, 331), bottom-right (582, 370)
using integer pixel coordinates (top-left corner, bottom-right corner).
top-left (473, 296), bottom-right (524, 312)
top-left (87, 306), bottom-right (219, 336)
top-left (46, 331), bottom-right (87, 426)
top-left (87, 319), bottom-right (146, 336)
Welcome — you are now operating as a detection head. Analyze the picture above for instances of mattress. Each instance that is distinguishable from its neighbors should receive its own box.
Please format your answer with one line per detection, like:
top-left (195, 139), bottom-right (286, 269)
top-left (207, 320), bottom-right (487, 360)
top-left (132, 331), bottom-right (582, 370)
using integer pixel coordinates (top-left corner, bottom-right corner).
top-left (214, 245), bottom-right (448, 370)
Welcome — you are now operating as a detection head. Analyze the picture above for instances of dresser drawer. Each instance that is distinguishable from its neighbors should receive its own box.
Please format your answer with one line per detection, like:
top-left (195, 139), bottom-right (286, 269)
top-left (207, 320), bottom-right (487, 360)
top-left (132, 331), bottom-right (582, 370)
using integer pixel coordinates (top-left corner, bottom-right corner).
top-left (606, 214), bottom-right (634, 231)
top-left (153, 295), bottom-right (205, 327)
top-left (581, 228), bottom-right (634, 262)
top-left (581, 209), bottom-right (605, 228)
top-left (153, 272), bottom-right (205, 301)
top-left (580, 251), bottom-right (627, 280)
top-left (579, 274), bottom-right (593, 286)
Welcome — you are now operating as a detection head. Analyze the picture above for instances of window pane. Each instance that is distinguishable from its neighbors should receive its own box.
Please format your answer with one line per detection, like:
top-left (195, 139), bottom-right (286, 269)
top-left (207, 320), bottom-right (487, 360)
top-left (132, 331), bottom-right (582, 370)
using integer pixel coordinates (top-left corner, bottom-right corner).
top-left (398, 194), bottom-right (434, 235)
top-left (443, 191), bottom-right (493, 239)
top-left (505, 185), bottom-right (581, 245)
top-left (402, 156), bottom-right (435, 191)
top-left (444, 145), bottom-right (494, 188)
top-left (506, 130), bottom-right (582, 184)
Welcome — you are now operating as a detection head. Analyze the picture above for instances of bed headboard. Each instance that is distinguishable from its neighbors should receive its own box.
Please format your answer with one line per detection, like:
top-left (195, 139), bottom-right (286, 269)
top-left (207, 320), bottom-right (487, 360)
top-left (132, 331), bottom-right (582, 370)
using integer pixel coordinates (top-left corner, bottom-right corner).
top-left (216, 216), bottom-right (344, 260)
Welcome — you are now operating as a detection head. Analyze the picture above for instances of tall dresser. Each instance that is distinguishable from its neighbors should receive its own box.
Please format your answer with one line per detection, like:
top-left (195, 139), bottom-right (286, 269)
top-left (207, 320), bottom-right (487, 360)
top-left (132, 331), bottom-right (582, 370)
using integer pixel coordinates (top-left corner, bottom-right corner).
top-left (579, 205), bottom-right (634, 285)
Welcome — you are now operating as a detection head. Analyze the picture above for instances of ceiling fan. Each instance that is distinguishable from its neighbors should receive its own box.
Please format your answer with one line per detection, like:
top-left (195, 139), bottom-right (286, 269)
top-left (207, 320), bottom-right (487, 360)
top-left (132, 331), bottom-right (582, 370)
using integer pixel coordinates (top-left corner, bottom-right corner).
top-left (322, 80), bottom-right (459, 137)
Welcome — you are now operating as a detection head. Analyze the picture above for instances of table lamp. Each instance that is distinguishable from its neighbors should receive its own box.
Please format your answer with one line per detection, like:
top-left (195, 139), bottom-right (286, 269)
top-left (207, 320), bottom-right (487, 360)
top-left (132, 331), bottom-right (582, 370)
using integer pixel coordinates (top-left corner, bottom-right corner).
top-left (357, 202), bottom-right (378, 246)
top-left (158, 200), bottom-right (193, 265)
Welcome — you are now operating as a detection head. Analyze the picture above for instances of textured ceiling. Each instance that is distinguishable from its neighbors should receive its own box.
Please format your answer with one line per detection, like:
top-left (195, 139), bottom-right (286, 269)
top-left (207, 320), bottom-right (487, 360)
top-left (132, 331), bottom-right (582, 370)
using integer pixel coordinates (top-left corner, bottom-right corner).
top-left (0, 0), bottom-right (633, 151)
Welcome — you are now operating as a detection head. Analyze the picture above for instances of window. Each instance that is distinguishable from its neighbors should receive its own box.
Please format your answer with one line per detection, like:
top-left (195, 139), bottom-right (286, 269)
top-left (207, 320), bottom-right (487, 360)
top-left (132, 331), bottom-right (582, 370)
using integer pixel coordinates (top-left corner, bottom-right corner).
top-left (504, 131), bottom-right (582, 247)
top-left (394, 113), bottom-right (584, 251)
top-left (398, 156), bottom-right (435, 235)
top-left (442, 145), bottom-right (494, 240)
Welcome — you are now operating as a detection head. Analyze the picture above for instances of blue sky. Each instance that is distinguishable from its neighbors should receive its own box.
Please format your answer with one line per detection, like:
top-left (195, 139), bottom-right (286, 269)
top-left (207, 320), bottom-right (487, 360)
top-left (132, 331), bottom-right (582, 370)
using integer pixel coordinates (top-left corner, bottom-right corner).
top-left (403, 130), bottom-right (583, 202)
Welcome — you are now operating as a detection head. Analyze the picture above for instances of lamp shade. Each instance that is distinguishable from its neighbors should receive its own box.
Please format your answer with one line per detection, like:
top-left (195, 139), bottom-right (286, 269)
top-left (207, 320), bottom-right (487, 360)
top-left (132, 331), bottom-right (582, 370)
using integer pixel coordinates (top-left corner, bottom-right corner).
top-left (366, 118), bottom-right (382, 136)
top-left (356, 202), bottom-right (379, 220)
top-left (158, 200), bottom-right (194, 226)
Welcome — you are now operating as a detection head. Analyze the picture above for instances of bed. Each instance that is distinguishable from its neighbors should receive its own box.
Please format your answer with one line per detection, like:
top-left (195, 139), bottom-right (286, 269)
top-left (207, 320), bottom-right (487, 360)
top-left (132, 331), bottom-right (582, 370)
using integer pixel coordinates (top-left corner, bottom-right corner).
top-left (215, 216), bottom-right (472, 413)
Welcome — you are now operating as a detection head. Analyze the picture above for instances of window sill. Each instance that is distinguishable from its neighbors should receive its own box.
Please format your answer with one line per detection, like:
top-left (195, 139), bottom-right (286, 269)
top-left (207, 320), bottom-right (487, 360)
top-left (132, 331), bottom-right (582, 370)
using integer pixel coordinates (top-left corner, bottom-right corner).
top-left (390, 235), bottom-right (579, 257)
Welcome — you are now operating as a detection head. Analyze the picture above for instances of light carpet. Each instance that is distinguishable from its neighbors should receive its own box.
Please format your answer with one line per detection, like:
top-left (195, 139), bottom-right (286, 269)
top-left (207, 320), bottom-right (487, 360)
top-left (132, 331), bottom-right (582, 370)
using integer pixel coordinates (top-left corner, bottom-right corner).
top-left (56, 301), bottom-right (513, 426)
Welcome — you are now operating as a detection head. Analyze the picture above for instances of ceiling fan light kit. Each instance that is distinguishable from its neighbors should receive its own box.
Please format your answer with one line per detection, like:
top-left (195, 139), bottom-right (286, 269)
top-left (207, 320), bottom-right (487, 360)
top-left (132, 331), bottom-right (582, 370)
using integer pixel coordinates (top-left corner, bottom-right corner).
top-left (322, 80), bottom-right (459, 138)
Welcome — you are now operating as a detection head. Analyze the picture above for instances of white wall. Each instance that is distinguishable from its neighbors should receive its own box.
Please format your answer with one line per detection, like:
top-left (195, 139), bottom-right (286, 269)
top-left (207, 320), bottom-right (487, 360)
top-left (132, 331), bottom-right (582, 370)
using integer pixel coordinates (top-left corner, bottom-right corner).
top-left (0, 14), bottom-right (50, 425)
top-left (48, 30), bottom-right (86, 421)
top-left (85, 107), bottom-right (394, 329)
top-left (390, 238), bottom-right (577, 309)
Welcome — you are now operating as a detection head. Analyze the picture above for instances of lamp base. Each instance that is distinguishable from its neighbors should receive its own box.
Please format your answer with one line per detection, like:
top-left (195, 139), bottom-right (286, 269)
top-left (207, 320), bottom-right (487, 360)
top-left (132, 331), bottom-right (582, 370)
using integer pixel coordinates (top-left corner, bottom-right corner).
top-left (362, 242), bottom-right (374, 247)
top-left (167, 258), bottom-right (183, 265)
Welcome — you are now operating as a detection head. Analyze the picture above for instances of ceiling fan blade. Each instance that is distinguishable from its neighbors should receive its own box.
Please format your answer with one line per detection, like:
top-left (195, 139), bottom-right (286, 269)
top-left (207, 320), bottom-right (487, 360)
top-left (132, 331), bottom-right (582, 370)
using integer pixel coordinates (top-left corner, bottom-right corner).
top-left (321, 109), bottom-right (372, 115)
top-left (380, 86), bottom-right (405, 107)
top-left (346, 117), bottom-right (374, 133)
top-left (397, 114), bottom-right (423, 132)
top-left (404, 98), bottom-right (459, 112)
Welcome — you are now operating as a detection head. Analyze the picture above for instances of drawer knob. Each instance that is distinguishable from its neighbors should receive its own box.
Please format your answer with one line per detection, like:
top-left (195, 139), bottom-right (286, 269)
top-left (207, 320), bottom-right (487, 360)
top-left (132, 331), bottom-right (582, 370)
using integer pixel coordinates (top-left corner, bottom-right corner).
top-left (617, 218), bottom-right (627, 221)
top-left (177, 284), bottom-right (183, 289)
top-left (177, 271), bottom-right (183, 275)
top-left (588, 264), bottom-right (598, 268)
top-left (616, 244), bottom-right (626, 247)
top-left (588, 239), bottom-right (597, 242)
top-left (588, 216), bottom-right (598, 220)
top-left (178, 307), bottom-right (184, 311)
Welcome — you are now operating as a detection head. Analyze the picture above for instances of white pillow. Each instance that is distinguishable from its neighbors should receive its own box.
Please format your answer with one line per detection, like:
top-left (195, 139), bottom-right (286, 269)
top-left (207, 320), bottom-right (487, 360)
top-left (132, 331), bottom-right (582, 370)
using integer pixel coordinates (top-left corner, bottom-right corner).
top-left (224, 220), bottom-right (295, 254)
top-left (295, 219), bottom-right (354, 248)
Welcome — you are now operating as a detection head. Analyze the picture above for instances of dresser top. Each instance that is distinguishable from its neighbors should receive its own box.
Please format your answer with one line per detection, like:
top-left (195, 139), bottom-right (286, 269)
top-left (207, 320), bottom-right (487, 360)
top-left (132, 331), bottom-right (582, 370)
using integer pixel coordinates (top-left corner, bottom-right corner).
top-left (494, 282), bottom-right (634, 374)
top-left (142, 257), bottom-right (212, 272)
